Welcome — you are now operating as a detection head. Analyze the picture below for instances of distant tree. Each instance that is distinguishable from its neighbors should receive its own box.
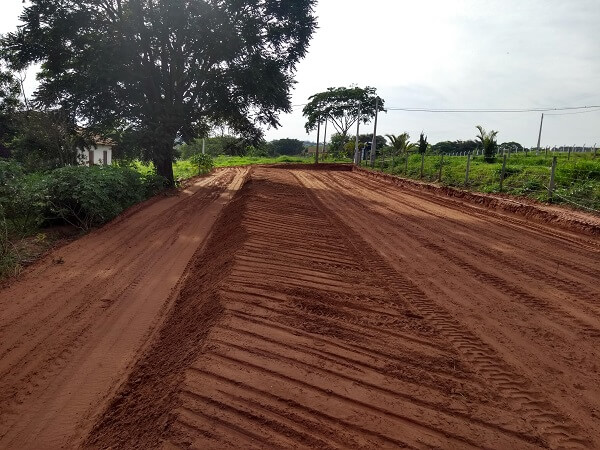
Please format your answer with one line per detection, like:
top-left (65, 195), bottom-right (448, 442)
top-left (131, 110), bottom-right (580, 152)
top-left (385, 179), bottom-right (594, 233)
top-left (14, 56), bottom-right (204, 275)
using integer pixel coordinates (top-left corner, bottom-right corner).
top-left (499, 141), bottom-right (523, 153)
top-left (386, 133), bottom-right (417, 156)
top-left (418, 132), bottom-right (428, 155)
top-left (3, 0), bottom-right (317, 185)
top-left (476, 126), bottom-right (499, 162)
top-left (268, 138), bottom-right (305, 156)
top-left (179, 135), bottom-right (247, 158)
top-left (9, 110), bottom-right (93, 171)
top-left (302, 86), bottom-right (385, 141)
top-left (431, 140), bottom-right (478, 154)
top-left (329, 133), bottom-right (352, 157)
top-left (359, 134), bottom-right (387, 150)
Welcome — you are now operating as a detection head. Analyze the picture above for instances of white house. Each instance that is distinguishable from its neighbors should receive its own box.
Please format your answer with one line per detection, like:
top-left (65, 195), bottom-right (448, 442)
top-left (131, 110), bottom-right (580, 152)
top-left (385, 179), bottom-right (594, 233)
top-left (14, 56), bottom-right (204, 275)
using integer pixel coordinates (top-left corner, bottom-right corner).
top-left (78, 137), bottom-right (114, 166)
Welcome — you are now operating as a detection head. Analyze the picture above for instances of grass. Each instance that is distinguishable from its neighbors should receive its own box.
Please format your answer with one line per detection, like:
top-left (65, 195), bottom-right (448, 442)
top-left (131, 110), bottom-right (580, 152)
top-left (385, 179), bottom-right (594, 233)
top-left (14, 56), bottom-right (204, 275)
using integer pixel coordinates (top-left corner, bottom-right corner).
top-left (135, 154), bottom-right (352, 181)
top-left (366, 151), bottom-right (600, 213)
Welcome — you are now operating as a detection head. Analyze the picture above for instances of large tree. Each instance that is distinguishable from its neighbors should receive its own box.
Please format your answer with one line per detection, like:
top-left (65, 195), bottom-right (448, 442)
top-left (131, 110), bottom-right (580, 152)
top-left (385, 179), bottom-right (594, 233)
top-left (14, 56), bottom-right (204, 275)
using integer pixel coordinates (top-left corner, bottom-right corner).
top-left (268, 138), bottom-right (304, 156)
top-left (3, 0), bottom-right (317, 184)
top-left (302, 86), bottom-right (384, 140)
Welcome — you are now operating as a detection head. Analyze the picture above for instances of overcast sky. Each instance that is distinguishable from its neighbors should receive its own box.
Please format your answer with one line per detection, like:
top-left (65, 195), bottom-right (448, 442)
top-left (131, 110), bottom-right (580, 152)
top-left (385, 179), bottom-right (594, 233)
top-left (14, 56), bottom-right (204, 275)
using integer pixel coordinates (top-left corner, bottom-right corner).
top-left (2, 0), bottom-right (599, 147)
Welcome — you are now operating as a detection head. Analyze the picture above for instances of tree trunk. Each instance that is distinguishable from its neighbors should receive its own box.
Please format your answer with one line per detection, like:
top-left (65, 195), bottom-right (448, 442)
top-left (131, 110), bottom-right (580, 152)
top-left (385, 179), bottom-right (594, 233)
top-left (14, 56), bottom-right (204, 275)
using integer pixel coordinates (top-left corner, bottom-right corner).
top-left (154, 154), bottom-right (175, 186)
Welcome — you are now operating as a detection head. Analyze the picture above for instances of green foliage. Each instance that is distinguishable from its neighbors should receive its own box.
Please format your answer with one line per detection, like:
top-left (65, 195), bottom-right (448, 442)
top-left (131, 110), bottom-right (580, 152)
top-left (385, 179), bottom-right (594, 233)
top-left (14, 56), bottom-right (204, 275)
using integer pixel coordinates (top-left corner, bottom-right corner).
top-left (418, 132), bottom-right (428, 155)
top-left (9, 110), bottom-right (92, 171)
top-left (370, 151), bottom-right (600, 212)
top-left (4, 0), bottom-right (317, 184)
top-left (45, 166), bottom-right (155, 230)
top-left (358, 134), bottom-right (387, 150)
top-left (1, 161), bottom-right (167, 233)
top-left (245, 145), bottom-right (270, 157)
top-left (189, 153), bottom-right (214, 176)
top-left (268, 138), bottom-right (305, 156)
top-left (499, 141), bottom-right (524, 153)
top-left (476, 125), bottom-right (499, 162)
top-left (303, 86), bottom-right (384, 138)
top-left (431, 140), bottom-right (479, 155)
top-left (179, 136), bottom-right (248, 158)
top-left (0, 160), bottom-right (46, 233)
top-left (386, 133), bottom-right (417, 155)
top-left (329, 133), bottom-right (352, 157)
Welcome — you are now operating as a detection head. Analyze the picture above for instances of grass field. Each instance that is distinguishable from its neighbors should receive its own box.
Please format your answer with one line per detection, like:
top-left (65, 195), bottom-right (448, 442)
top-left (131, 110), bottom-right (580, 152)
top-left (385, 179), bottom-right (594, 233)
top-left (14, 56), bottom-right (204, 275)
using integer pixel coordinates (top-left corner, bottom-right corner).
top-left (367, 151), bottom-right (600, 212)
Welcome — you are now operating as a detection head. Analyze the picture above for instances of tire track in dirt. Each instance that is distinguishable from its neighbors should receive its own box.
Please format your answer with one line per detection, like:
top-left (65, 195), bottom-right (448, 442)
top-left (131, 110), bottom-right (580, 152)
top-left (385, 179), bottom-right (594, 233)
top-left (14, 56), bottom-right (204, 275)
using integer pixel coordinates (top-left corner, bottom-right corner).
top-left (320, 171), bottom-right (600, 337)
top-left (86, 167), bottom-right (567, 449)
top-left (295, 169), bottom-right (594, 448)
top-left (0, 168), bottom-right (247, 449)
top-left (341, 170), bottom-right (600, 282)
top-left (340, 172), bottom-right (600, 305)
top-left (354, 168), bottom-right (600, 254)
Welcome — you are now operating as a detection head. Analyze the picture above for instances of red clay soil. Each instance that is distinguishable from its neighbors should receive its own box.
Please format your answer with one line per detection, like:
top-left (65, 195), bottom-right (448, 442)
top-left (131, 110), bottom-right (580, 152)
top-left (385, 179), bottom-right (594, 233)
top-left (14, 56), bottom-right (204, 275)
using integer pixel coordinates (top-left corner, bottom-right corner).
top-left (2, 166), bottom-right (600, 449)
top-left (0, 167), bottom-right (249, 448)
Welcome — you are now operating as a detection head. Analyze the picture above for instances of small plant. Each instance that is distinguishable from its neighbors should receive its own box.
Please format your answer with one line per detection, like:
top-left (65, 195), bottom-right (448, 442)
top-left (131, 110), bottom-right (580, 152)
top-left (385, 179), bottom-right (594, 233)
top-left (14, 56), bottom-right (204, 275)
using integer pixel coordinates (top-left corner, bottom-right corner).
top-left (476, 125), bottom-right (499, 162)
top-left (189, 153), bottom-right (214, 175)
top-left (418, 132), bottom-right (428, 155)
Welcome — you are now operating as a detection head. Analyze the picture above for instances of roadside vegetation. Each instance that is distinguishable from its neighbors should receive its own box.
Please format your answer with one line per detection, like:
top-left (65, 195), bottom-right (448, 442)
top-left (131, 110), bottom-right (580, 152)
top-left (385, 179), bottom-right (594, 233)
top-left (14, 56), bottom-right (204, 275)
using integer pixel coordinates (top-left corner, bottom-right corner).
top-left (365, 148), bottom-right (600, 212)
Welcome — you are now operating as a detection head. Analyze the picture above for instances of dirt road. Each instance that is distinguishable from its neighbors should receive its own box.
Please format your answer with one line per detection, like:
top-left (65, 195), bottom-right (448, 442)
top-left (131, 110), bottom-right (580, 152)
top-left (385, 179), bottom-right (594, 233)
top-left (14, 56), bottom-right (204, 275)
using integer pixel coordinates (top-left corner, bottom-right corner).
top-left (0, 167), bottom-right (248, 448)
top-left (2, 166), bottom-right (599, 449)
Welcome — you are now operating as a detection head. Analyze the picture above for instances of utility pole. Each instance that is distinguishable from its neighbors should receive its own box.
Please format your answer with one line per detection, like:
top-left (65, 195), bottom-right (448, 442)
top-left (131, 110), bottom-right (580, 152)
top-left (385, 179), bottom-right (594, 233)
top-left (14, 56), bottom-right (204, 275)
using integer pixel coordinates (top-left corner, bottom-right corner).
top-left (315, 120), bottom-right (321, 164)
top-left (322, 119), bottom-right (328, 159)
top-left (536, 113), bottom-right (544, 155)
top-left (354, 105), bottom-right (361, 165)
top-left (369, 97), bottom-right (379, 167)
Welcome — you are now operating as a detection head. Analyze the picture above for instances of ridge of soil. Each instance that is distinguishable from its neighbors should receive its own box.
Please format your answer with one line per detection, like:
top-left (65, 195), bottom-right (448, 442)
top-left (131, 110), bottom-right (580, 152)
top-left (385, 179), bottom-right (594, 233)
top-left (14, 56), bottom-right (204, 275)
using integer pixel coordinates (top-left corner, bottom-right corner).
top-left (353, 165), bottom-right (600, 236)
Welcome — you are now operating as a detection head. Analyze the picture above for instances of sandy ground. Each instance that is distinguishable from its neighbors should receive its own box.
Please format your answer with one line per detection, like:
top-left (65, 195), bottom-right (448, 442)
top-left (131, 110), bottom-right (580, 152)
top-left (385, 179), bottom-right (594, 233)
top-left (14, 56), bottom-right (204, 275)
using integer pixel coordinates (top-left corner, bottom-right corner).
top-left (1, 166), bottom-right (599, 449)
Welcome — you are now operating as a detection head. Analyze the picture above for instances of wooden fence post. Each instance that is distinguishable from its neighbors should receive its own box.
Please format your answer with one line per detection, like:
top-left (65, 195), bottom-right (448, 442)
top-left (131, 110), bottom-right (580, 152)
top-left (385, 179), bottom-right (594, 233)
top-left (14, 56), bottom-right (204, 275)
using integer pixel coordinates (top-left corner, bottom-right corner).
top-left (465, 153), bottom-right (471, 186)
top-left (499, 153), bottom-right (507, 191)
top-left (548, 156), bottom-right (557, 202)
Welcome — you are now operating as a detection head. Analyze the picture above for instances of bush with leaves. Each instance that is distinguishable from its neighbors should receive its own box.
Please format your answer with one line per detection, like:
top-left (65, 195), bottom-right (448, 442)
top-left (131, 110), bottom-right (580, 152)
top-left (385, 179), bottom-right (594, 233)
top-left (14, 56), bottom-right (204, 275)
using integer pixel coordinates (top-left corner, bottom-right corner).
top-left (0, 160), bottom-right (47, 234)
top-left (45, 166), bottom-right (153, 230)
top-left (476, 126), bottom-right (499, 162)
top-left (189, 153), bottom-right (214, 175)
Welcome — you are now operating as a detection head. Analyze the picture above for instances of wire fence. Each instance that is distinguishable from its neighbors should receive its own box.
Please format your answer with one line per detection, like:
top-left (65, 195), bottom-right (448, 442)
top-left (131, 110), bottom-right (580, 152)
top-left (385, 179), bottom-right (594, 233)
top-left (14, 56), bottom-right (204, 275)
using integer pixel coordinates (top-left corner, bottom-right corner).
top-left (360, 150), bottom-right (600, 215)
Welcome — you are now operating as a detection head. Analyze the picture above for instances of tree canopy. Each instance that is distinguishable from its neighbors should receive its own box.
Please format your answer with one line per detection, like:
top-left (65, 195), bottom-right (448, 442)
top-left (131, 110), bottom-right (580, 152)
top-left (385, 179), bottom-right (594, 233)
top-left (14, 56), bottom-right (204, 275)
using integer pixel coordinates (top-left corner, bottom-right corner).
top-left (431, 140), bottom-right (479, 154)
top-left (302, 86), bottom-right (384, 138)
top-left (2, 0), bottom-right (317, 184)
top-left (268, 138), bottom-right (305, 156)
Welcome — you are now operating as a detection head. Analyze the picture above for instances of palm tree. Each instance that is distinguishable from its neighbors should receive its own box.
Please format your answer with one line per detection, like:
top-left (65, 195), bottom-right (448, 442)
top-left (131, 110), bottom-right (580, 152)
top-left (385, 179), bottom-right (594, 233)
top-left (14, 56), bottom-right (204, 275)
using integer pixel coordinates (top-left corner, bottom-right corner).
top-left (386, 133), bottom-right (417, 157)
top-left (476, 125), bottom-right (499, 162)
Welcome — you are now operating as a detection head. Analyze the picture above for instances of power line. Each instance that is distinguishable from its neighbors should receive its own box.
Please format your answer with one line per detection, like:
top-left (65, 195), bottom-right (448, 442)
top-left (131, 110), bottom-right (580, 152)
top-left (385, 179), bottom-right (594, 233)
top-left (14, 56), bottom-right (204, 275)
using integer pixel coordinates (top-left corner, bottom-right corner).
top-left (545, 108), bottom-right (600, 116)
top-left (385, 105), bottom-right (600, 113)
top-left (291, 103), bottom-right (600, 113)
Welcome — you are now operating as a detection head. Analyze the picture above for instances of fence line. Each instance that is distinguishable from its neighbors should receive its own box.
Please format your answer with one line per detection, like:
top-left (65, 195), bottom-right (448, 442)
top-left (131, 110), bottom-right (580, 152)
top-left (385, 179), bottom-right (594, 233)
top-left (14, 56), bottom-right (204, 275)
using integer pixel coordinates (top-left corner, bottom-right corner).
top-left (366, 150), bottom-right (599, 215)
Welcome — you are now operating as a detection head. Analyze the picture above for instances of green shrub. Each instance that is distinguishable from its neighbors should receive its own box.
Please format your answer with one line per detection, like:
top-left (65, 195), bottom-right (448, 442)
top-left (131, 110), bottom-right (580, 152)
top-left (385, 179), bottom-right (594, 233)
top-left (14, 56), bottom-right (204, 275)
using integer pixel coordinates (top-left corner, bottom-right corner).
top-left (0, 161), bottom-right (48, 234)
top-left (189, 153), bottom-right (214, 175)
top-left (142, 172), bottom-right (168, 197)
top-left (45, 166), bottom-right (150, 230)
